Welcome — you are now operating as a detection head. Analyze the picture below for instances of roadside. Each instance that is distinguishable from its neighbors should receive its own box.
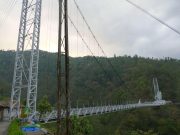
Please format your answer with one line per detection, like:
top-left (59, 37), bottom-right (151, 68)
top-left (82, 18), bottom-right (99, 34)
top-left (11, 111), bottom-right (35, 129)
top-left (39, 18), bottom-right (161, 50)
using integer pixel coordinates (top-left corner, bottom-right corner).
top-left (0, 121), bottom-right (10, 135)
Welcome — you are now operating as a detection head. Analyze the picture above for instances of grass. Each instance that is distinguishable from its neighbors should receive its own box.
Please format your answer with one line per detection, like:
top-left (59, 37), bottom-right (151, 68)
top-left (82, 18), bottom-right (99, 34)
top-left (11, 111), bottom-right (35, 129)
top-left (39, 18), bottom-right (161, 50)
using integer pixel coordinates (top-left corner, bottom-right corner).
top-left (8, 119), bottom-right (24, 135)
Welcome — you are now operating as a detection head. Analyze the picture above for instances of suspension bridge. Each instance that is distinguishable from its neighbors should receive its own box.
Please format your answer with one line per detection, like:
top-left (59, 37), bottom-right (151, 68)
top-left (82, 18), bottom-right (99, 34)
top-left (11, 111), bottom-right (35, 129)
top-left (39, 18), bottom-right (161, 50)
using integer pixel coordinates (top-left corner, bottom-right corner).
top-left (7, 0), bottom-right (173, 126)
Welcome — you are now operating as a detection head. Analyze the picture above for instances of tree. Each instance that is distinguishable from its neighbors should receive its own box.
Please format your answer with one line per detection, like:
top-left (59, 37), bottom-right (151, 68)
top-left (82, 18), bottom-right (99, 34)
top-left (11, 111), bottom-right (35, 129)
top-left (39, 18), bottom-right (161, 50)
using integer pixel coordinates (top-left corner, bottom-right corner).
top-left (71, 116), bottom-right (93, 135)
top-left (37, 96), bottom-right (52, 119)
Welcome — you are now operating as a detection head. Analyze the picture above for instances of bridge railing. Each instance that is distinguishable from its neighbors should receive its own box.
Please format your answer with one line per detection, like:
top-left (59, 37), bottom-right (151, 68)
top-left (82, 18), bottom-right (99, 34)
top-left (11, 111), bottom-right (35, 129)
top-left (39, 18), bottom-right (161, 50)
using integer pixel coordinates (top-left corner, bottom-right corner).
top-left (39, 99), bottom-right (169, 123)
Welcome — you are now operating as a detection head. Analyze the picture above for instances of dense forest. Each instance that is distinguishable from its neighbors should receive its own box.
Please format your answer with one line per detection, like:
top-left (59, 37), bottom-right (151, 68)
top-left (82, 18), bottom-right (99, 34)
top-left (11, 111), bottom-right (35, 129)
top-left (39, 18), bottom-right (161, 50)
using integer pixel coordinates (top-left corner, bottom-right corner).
top-left (0, 50), bottom-right (179, 135)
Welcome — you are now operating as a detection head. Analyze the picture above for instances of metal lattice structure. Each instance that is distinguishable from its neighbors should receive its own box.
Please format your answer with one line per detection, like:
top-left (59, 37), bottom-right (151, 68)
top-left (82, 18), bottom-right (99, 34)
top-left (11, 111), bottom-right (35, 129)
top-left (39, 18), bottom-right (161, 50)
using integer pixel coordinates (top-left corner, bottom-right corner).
top-left (153, 78), bottom-right (162, 101)
top-left (26, 0), bottom-right (42, 118)
top-left (10, 0), bottom-right (42, 119)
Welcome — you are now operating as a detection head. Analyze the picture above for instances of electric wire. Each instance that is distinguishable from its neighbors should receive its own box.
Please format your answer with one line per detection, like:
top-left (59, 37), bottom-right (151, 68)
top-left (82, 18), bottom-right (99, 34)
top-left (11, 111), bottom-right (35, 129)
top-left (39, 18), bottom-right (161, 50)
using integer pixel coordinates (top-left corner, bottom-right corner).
top-left (69, 16), bottom-right (113, 81)
top-left (72, 0), bottom-right (122, 83)
top-left (126, 0), bottom-right (180, 36)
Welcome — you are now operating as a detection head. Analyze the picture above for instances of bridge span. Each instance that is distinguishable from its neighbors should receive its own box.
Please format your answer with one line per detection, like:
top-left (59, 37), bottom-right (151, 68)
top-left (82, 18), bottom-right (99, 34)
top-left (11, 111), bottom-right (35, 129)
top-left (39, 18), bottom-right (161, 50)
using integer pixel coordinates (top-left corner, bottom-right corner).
top-left (40, 99), bottom-right (170, 123)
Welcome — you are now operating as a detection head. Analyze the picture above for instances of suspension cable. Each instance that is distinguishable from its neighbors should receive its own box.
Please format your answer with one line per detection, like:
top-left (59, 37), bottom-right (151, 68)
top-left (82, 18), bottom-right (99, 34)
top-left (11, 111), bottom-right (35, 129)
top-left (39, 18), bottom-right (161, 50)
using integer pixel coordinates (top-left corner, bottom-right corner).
top-left (126, 0), bottom-right (180, 36)
top-left (69, 16), bottom-right (113, 81)
top-left (72, 0), bottom-right (122, 82)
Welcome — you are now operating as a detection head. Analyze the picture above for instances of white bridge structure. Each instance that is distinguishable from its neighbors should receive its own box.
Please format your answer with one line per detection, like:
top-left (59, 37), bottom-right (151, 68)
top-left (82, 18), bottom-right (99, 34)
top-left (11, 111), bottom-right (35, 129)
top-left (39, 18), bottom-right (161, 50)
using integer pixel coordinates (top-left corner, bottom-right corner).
top-left (41, 100), bottom-right (169, 123)
top-left (10, 0), bottom-right (42, 119)
top-left (35, 80), bottom-right (171, 123)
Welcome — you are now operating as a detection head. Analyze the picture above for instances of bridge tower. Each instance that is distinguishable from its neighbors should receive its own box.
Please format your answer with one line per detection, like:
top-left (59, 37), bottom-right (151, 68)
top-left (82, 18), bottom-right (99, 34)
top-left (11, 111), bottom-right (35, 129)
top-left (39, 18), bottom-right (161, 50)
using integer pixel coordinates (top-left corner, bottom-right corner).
top-left (10, 0), bottom-right (42, 119)
top-left (153, 78), bottom-right (162, 101)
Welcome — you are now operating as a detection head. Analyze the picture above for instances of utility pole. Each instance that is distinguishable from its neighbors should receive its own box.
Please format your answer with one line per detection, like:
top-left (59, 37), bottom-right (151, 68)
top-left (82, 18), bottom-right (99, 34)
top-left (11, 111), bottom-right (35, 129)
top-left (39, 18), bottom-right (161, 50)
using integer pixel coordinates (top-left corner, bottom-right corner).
top-left (64, 0), bottom-right (70, 134)
top-left (57, 0), bottom-right (63, 134)
top-left (57, 0), bottom-right (70, 134)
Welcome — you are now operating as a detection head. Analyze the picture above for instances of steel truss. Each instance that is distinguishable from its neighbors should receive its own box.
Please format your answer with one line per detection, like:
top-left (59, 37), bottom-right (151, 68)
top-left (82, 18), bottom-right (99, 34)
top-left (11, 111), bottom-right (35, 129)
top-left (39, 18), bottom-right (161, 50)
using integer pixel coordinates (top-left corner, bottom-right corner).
top-left (10, 0), bottom-right (42, 119)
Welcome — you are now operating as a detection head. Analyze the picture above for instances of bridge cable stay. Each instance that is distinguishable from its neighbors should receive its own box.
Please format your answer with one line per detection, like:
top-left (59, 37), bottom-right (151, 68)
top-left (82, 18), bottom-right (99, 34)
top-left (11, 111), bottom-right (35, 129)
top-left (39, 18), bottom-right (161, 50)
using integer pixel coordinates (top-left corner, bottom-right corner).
top-left (68, 0), bottom-right (129, 107)
top-left (126, 0), bottom-right (180, 36)
top-left (67, 0), bottom-right (114, 85)
top-left (71, 0), bottom-right (122, 83)
top-left (68, 16), bottom-right (114, 84)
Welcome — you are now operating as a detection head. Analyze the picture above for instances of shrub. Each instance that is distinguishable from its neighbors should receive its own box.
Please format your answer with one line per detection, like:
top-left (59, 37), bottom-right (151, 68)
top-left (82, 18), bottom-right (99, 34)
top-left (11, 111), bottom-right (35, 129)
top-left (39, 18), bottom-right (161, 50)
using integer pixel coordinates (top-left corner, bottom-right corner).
top-left (8, 119), bottom-right (24, 135)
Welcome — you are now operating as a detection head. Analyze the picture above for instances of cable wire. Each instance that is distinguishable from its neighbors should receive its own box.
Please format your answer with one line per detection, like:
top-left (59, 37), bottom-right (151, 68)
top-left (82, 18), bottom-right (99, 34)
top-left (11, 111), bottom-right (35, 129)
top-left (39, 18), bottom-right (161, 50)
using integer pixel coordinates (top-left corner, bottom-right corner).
top-left (73, 0), bottom-right (122, 83)
top-left (69, 16), bottom-right (113, 81)
top-left (126, 0), bottom-right (180, 36)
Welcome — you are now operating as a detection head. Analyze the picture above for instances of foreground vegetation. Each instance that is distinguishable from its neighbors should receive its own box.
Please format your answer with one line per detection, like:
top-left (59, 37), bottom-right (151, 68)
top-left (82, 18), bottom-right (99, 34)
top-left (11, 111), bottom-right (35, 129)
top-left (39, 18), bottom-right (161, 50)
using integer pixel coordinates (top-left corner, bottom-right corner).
top-left (0, 50), bottom-right (180, 134)
top-left (42, 116), bottom-right (93, 135)
top-left (8, 119), bottom-right (24, 135)
top-left (89, 105), bottom-right (180, 135)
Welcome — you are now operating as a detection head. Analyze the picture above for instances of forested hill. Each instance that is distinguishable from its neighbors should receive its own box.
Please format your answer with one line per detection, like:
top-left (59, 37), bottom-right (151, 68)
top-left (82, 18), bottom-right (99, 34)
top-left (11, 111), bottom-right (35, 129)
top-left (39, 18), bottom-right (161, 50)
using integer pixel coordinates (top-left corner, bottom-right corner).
top-left (0, 50), bottom-right (180, 104)
top-left (0, 50), bottom-right (180, 135)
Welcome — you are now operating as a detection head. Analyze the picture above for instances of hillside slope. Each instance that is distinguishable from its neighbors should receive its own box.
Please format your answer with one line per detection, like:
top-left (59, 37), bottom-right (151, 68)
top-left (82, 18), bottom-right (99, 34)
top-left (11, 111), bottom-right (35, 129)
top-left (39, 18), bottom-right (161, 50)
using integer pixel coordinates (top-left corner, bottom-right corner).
top-left (0, 50), bottom-right (179, 135)
top-left (0, 50), bottom-right (179, 104)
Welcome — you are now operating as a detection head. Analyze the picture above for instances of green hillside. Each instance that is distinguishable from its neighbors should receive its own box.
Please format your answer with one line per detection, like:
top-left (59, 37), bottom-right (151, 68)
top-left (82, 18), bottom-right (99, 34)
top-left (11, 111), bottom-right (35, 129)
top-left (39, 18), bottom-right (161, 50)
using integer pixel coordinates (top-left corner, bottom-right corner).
top-left (0, 50), bottom-right (179, 103)
top-left (0, 50), bottom-right (179, 135)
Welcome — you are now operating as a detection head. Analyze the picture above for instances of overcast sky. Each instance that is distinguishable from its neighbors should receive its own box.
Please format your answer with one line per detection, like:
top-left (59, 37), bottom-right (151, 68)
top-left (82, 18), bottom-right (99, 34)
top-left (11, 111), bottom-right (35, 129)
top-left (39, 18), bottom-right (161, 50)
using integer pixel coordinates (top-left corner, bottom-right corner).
top-left (0, 0), bottom-right (180, 58)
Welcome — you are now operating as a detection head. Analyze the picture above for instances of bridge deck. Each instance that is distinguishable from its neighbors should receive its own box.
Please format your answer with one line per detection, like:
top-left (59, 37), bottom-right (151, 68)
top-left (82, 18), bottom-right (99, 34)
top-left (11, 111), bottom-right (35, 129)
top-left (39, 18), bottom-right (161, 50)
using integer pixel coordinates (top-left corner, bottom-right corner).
top-left (40, 100), bottom-right (169, 123)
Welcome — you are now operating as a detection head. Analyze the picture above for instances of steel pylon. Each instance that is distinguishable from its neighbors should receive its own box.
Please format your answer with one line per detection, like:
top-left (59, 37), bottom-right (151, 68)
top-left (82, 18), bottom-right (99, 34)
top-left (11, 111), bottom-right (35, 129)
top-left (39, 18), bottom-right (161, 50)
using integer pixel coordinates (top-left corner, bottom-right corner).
top-left (10, 0), bottom-right (42, 119)
top-left (153, 77), bottom-right (162, 101)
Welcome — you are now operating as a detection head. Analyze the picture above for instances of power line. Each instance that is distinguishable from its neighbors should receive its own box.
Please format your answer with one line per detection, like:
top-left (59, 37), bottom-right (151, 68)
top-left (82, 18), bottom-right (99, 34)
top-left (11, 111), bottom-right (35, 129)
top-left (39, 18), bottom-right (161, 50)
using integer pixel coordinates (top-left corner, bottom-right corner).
top-left (69, 16), bottom-right (113, 81)
top-left (73, 0), bottom-right (122, 83)
top-left (126, 0), bottom-right (180, 36)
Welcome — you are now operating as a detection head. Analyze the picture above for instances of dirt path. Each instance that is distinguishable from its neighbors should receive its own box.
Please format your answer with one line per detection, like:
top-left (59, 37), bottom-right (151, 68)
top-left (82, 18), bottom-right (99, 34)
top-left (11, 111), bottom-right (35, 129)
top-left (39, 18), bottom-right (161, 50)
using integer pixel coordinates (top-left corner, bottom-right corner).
top-left (0, 121), bottom-right (9, 135)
